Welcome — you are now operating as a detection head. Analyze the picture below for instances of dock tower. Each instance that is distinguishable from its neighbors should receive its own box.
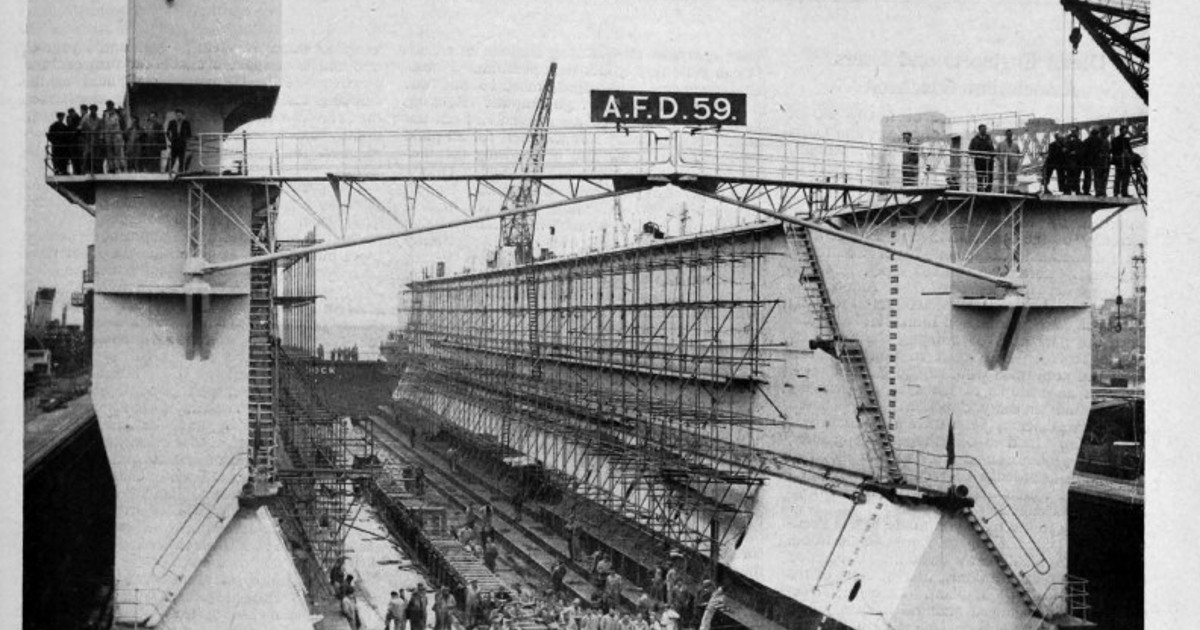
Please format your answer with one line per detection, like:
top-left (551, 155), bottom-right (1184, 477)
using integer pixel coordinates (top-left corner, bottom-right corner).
top-left (50, 1), bottom-right (281, 624)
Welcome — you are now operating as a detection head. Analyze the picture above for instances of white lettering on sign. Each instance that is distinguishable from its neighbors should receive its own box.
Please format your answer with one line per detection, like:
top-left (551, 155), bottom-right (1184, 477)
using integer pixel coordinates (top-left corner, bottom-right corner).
top-left (590, 91), bottom-right (746, 125)
top-left (659, 96), bottom-right (678, 120)
top-left (603, 95), bottom-right (622, 119)
top-left (631, 95), bottom-right (649, 119)
top-left (309, 366), bottom-right (338, 375)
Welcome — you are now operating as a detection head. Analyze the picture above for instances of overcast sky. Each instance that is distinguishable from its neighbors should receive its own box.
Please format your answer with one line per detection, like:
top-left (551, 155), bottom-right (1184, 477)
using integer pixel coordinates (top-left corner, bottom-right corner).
top-left (24, 0), bottom-right (1148, 352)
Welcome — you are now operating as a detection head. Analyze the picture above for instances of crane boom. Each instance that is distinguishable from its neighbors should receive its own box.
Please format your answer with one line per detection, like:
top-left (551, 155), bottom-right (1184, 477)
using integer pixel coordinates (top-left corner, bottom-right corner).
top-left (499, 62), bottom-right (558, 264)
top-left (1061, 0), bottom-right (1149, 104)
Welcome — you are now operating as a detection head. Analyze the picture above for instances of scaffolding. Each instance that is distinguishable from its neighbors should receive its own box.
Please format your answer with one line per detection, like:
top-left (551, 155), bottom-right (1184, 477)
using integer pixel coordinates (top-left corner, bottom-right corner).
top-left (277, 229), bottom-right (319, 358)
top-left (395, 224), bottom-right (787, 557)
top-left (274, 349), bottom-right (378, 571)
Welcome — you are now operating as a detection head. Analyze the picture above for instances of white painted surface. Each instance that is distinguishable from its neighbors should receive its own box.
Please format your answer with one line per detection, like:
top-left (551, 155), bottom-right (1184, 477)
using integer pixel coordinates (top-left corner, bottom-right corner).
top-left (159, 508), bottom-right (312, 630)
top-left (129, 0), bottom-right (281, 87)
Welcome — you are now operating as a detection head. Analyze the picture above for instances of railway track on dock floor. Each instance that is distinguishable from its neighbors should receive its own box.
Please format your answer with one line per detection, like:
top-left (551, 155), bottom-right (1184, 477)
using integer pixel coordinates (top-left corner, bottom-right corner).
top-left (362, 414), bottom-right (789, 630)
top-left (361, 416), bottom-right (607, 607)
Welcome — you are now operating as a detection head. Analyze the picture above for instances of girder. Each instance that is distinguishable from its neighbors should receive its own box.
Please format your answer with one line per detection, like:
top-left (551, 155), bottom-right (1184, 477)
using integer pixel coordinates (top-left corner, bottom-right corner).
top-left (1062, 0), bottom-right (1150, 103)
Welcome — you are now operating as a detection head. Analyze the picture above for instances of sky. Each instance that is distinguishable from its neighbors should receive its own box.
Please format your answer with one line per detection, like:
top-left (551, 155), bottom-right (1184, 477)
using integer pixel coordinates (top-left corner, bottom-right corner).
top-left (23, 0), bottom-right (1148, 353)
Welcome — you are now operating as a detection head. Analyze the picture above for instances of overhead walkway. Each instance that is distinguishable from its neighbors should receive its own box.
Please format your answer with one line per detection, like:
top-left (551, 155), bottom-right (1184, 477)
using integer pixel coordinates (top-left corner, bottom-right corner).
top-left (46, 126), bottom-right (1138, 291)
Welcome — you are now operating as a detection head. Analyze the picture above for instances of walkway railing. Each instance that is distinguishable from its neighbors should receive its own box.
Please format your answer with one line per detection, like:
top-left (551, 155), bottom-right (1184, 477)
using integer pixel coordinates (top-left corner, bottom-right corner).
top-left (45, 127), bottom-right (1100, 196)
top-left (197, 127), bottom-right (674, 179)
top-left (893, 448), bottom-right (1051, 577)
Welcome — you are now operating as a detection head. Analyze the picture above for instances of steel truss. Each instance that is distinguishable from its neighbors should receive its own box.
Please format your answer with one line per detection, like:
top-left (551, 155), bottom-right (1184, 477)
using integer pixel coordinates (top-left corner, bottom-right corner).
top-left (1062, 0), bottom-right (1150, 104)
top-left (686, 183), bottom-right (1026, 290)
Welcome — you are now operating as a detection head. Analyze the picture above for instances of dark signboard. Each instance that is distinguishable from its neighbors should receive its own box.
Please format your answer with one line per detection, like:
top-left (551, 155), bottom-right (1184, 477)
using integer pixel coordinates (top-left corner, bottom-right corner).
top-left (590, 90), bottom-right (746, 125)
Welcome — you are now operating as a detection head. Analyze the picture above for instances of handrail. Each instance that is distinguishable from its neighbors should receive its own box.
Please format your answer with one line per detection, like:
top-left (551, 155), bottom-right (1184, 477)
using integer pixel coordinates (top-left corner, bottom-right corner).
top-left (152, 450), bottom-right (247, 580)
top-left (1025, 575), bottom-right (1091, 628)
top-left (112, 585), bottom-right (172, 626)
top-left (46, 126), bottom-right (1142, 200)
top-left (893, 448), bottom-right (1050, 576)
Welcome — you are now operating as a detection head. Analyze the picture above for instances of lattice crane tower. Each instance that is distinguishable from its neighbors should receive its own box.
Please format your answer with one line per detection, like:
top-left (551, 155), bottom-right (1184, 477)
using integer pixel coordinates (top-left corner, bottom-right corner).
top-left (499, 62), bottom-right (558, 265)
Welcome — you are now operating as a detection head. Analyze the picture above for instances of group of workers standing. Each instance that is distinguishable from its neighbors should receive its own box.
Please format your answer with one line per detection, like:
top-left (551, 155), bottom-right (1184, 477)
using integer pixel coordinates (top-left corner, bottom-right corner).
top-left (1039, 124), bottom-right (1139, 197)
top-left (45, 101), bottom-right (192, 176)
top-left (900, 123), bottom-right (1139, 197)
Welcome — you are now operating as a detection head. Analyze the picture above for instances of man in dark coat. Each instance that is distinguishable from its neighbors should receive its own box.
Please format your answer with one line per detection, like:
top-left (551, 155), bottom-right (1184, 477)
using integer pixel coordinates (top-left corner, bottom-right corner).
top-left (1081, 127), bottom-right (1100, 195)
top-left (406, 583), bottom-right (429, 630)
top-left (1064, 127), bottom-right (1084, 194)
top-left (901, 131), bottom-right (920, 186)
top-left (66, 108), bottom-right (82, 174)
top-left (146, 111), bottom-right (166, 173)
top-left (1111, 125), bottom-right (1135, 197)
top-left (166, 109), bottom-right (192, 173)
top-left (47, 112), bottom-right (71, 175)
top-left (1043, 133), bottom-right (1066, 194)
top-left (967, 124), bottom-right (995, 192)
top-left (1090, 125), bottom-right (1112, 197)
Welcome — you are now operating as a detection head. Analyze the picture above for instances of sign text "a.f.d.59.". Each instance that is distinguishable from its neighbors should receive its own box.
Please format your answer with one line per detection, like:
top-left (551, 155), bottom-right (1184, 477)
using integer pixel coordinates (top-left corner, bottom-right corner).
top-left (590, 91), bottom-right (746, 125)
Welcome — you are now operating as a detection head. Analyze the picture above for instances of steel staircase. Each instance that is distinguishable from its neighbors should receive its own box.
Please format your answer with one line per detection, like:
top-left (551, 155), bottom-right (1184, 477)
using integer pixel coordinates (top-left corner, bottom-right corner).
top-left (248, 201), bottom-right (277, 482)
top-left (963, 507), bottom-right (1041, 615)
top-left (782, 223), bottom-right (903, 483)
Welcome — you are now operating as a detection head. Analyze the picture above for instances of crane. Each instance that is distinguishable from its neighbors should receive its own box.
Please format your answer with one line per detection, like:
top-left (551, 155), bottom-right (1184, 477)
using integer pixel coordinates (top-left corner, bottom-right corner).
top-left (499, 62), bottom-right (558, 265)
top-left (1061, 0), bottom-right (1149, 104)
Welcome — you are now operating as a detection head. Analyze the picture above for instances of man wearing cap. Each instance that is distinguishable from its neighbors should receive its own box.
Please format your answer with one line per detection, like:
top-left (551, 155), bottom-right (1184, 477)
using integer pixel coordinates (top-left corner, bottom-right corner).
top-left (901, 131), bottom-right (920, 187)
top-left (406, 582), bottom-right (429, 630)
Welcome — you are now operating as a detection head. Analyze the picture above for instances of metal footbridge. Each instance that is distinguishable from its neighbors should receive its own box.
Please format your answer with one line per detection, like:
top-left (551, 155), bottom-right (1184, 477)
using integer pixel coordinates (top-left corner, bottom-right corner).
top-left (47, 126), bottom-right (1136, 287)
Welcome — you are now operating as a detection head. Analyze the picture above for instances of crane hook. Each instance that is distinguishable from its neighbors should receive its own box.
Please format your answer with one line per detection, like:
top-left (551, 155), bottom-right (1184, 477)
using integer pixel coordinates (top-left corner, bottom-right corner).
top-left (1069, 25), bottom-right (1083, 54)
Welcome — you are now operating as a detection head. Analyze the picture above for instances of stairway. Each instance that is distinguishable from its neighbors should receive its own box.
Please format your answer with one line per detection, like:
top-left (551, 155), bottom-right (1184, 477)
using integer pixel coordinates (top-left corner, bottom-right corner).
top-left (782, 223), bottom-right (903, 483)
top-left (248, 203), bottom-right (276, 483)
top-left (962, 507), bottom-right (1041, 616)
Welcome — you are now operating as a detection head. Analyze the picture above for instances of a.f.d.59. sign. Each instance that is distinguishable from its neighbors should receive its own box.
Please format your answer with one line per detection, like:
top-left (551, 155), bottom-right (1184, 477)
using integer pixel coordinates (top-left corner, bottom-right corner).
top-left (591, 91), bottom-right (746, 125)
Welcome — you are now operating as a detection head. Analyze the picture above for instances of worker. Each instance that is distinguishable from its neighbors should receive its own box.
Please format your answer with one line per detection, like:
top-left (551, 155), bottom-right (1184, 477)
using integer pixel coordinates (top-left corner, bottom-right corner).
top-left (604, 571), bottom-right (623, 610)
top-left (1111, 125), bottom-right (1134, 196)
top-left (595, 554), bottom-right (613, 590)
top-left (330, 557), bottom-right (347, 592)
top-left (1063, 127), bottom-right (1084, 194)
top-left (1090, 125), bottom-right (1112, 197)
top-left (1043, 132), bottom-right (1066, 194)
top-left (1081, 126), bottom-right (1100, 195)
top-left (146, 111), bottom-right (166, 173)
top-left (483, 540), bottom-right (499, 572)
top-left (967, 124), bottom-right (995, 192)
top-left (694, 579), bottom-right (715, 620)
top-left (434, 586), bottom-right (456, 630)
top-left (47, 112), bottom-right (70, 175)
top-left (125, 115), bottom-right (144, 173)
top-left (102, 101), bottom-right (125, 174)
top-left (66, 106), bottom-right (83, 174)
top-left (997, 129), bottom-right (1021, 193)
top-left (386, 590), bottom-right (406, 630)
top-left (660, 606), bottom-right (681, 630)
top-left (406, 582), bottom-right (429, 630)
top-left (565, 514), bottom-right (580, 562)
top-left (697, 587), bottom-right (725, 630)
top-left (341, 575), bottom-right (362, 630)
top-left (166, 109), bottom-right (191, 173)
top-left (551, 558), bottom-right (568, 597)
top-left (465, 580), bottom-right (482, 628)
top-left (900, 131), bottom-right (920, 186)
